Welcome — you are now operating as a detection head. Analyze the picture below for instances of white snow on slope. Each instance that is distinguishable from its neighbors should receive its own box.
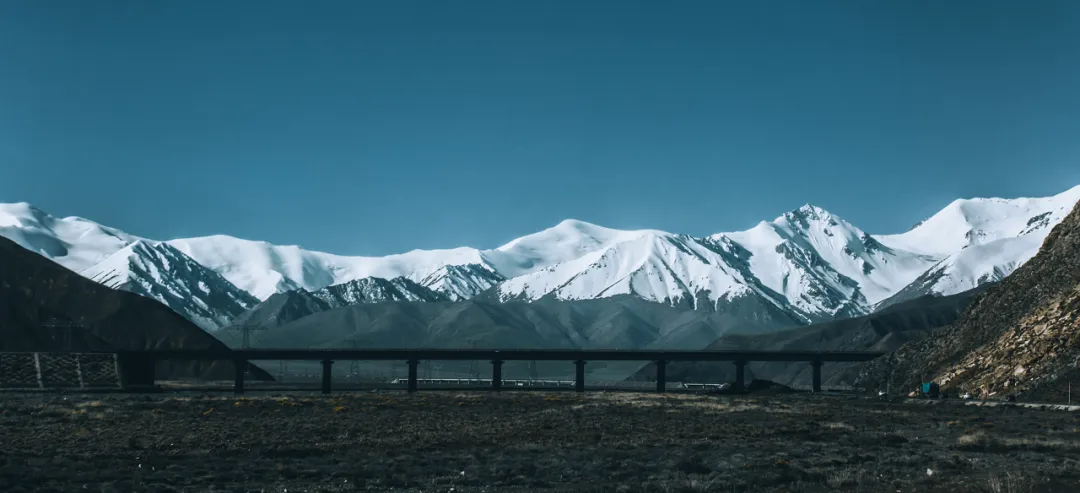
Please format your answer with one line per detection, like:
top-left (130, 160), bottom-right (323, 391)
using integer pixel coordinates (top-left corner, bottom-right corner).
top-left (419, 264), bottom-right (505, 301)
top-left (879, 185), bottom-right (1080, 256)
top-left (718, 206), bottom-right (938, 307)
top-left (81, 240), bottom-right (258, 330)
top-left (481, 219), bottom-right (654, 278)
top-left (0, 202), bottom-right (142, 271)
top-left (163, 219), bottom-right (645, 302)
top-left (498, 231), bottom-right (785, 313)
top-left (925, 234), bottom-right (1044, 297)
top-left (872, 185), bottom-right (1080, 300)
top-left (165, 235), bottom-right (491, 300)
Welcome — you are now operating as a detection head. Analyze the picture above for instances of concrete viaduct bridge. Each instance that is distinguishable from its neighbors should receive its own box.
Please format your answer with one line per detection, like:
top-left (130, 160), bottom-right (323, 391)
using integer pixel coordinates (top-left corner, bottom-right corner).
top-left (117, 349), bottom-right (886, 394)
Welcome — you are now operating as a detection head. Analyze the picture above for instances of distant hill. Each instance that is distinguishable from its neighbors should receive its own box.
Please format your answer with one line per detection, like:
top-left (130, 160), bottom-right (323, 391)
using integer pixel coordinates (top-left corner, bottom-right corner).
top-left (215, 294), bottom-right (802, 381)
top-left (0, 236), bottom-right (271, 381)
top-left (219, 295), bottom-right (800, 349)
top-left (629, 286), bottom-right (987, 388)
top-left (857, 200), bottom-right (1080, 399)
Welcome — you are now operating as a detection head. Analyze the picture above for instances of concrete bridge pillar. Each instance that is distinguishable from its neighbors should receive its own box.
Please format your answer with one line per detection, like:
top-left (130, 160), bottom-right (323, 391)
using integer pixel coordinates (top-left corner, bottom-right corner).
top-left (574, 360), bottom-right (586, 392)
top-left (491, 360), bottom-right (503, 391)
top-left (733, 360), bottom-right (746, 392)
top-left (407, 360), bottom-right (419, 393)
top-left (233, 359), bottom-right (246, 395)
top-left (655, 360), bottom-right (667, 393)
top-left (116, 352), bottom-right (157, 391)
top-left (811, 360), bottom-right (823, 392)
top-left (321, 359), bottom-right (334, 394)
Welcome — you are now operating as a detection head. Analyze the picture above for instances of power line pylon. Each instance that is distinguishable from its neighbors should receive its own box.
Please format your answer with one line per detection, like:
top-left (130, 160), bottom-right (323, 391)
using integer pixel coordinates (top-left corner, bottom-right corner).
top-left (346, 338), bottom-right (361, 382)
top-left (226, 324), bottom-right (267, 378)
top-left (228, 324), bottom-right (267, 349)
top-left (468, 340), bottom-right (479, 380)
top-left (40, 318), bottom-right (88, 351)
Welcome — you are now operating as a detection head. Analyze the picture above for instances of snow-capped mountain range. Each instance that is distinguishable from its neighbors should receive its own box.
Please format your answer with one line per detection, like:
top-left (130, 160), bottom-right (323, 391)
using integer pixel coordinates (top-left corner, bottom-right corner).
top-left (2, 185), bottom-right (1078, 330)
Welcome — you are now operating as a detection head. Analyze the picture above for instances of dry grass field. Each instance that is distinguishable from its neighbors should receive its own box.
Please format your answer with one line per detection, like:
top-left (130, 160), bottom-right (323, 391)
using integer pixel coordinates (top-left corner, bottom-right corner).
top-left (1, 391), bottom-right (1079, 492)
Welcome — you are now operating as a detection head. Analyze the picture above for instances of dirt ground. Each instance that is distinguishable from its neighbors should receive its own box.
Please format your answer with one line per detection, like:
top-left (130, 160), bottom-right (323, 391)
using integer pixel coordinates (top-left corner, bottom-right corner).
top-left (1, 391), bottom-right (1079, 493)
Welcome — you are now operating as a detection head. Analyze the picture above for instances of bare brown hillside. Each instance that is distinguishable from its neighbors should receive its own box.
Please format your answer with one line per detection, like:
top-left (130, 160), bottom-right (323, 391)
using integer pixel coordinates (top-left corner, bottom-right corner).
top-left (857, 201), bottom-right (1080, 399)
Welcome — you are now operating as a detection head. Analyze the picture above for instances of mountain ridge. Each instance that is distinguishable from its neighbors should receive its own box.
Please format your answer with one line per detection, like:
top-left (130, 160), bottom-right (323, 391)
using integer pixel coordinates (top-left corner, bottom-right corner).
top-left (81, 240), bottom-right (259, 330)
top-left (3, 185), bottom-right (1078, 330)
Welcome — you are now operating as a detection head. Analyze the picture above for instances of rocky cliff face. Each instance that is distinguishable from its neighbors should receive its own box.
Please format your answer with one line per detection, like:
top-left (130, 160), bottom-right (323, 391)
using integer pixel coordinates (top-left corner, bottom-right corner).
top-left (856, 201), bottom-right (1080, 398)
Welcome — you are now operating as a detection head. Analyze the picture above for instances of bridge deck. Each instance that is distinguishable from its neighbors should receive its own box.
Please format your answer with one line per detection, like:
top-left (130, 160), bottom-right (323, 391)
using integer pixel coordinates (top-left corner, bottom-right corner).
top-left (118, 348), bottom-right (885, 362)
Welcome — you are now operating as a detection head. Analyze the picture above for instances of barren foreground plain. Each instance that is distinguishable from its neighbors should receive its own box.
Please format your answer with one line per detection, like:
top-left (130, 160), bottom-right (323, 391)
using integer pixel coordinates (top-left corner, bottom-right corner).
top-left (1, 392), bottom-right (1079, 492)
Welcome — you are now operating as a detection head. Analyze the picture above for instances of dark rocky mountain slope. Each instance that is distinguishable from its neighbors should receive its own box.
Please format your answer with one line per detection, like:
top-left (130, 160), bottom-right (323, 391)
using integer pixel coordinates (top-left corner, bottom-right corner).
top-left (0, 236), bottom-right (271, 381)
top-left (856, 200), bottom-right (1080, 399)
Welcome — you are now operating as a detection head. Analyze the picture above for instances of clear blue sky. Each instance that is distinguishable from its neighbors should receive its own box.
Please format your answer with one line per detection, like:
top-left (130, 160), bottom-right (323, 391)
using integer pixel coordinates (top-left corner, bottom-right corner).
top-left (2, 1), bottom-right (1079, 255)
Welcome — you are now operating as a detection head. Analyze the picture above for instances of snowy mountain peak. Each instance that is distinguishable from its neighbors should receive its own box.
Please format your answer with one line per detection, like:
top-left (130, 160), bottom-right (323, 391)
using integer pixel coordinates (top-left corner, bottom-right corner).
top-left (419, 264), bottom-right (505, 301)
top-left (787, 204), bottom-right (834, 220)
top-left (776, 204), bottom-right (851, 233)
top-left (484, 219), bottom-right (658, 279)
top-left (0, 202), bottom-right (41, 227)
top-left (496, 218), bottom-right (631, 251)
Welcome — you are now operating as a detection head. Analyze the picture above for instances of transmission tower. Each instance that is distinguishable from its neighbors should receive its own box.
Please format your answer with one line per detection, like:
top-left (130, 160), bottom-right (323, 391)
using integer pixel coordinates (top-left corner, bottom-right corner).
top-left (228, 324), bottom-right (267, 349)
top-left (227, 324), bottom-right (267, 378)
top-left (468, 340), bottom-right (479, 380)
top-left (40, 318), bottom-right (88, 350)
top-left (346, 338), bottom-right (361, 382)
top-left (278, 360), bottom-right (288, 382)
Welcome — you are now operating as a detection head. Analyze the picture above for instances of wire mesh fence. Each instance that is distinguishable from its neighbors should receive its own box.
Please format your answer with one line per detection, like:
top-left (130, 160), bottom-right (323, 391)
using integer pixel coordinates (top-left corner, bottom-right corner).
top-left (0, 352), bottom-right (120, 390)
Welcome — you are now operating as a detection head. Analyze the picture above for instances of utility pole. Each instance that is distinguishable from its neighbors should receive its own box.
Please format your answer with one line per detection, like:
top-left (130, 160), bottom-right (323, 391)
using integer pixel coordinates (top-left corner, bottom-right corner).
top-left (529, 360), bottom-right (539, 382)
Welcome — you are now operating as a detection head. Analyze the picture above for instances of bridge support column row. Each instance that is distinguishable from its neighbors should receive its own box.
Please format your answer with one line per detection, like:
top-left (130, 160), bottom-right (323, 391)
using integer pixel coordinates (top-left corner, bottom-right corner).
top-left (321, 359), bottom-right (334, 394)
top-left (117, 352), bottom-right (157, 391)
top-left (811, 360), bottom-right (822, 393)
top-left (574, 360), bottom-right (586, 392)
top-left (407, 360), bottom-right (419, 393)
top-left (734, 360), bottom-right (746, 392)
top-left (491, 360), bottom-right (503, 391)
top-left (234, 359), bottom-right (246, 395)
top-left (656, 360), bottom-right (667, 393)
